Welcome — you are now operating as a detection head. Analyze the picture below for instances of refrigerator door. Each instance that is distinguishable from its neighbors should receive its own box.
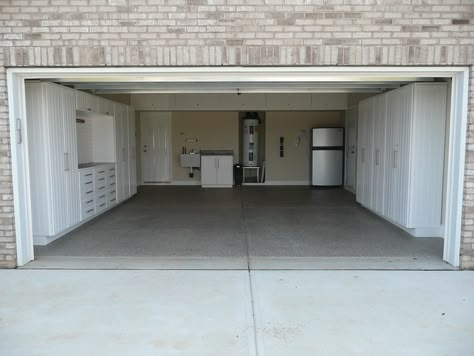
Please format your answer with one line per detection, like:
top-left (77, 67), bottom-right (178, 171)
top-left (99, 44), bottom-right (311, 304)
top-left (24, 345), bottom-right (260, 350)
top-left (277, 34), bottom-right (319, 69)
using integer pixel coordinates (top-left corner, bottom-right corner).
top-left (312, 128), bottom-right (344, 147)
top-left (312, 150), bottom-right (343, 186)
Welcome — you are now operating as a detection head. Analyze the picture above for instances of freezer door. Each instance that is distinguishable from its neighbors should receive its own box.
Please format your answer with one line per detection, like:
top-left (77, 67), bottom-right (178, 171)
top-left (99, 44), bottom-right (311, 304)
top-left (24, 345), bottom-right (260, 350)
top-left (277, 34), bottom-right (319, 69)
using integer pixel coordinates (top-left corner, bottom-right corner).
top-left (312, 150), bottom-right (343, 186)
top-left (312, 128), bottom-right (344, 147)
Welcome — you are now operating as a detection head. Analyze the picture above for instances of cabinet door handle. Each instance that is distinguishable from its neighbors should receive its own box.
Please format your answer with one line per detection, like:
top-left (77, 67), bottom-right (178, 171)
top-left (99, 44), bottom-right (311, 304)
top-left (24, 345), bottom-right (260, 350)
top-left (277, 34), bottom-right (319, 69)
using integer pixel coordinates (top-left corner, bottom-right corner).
top-left (64, 152), bottom-right (69, 171)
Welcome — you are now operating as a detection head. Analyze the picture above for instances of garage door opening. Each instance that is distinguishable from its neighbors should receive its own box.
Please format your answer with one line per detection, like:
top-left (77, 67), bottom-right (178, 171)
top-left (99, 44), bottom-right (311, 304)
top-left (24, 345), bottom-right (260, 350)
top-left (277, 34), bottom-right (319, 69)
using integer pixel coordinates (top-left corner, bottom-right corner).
top-left (7, 67), bottom-right (469, 269)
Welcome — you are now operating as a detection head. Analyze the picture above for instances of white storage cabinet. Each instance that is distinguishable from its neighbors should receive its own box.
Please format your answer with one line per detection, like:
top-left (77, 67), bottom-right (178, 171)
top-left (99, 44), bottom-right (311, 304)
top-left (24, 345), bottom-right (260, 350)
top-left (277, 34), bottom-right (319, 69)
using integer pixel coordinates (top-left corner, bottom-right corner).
top-left (26, 82), bottom-right (81, 244)
top-left (201, 155), bottom-right (233, 188)
top-left (356, 83), bottom-right (447, 236)
top-left (76, 90), bottom-right (98, 113)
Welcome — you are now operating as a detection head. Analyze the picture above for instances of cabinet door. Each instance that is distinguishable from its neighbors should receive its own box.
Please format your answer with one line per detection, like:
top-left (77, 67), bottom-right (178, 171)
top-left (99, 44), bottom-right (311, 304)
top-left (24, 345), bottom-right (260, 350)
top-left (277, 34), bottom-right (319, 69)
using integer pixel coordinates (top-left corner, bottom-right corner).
top-left (356, 99), bottom-right (374, 208)
top-left (128, 107), bottom-right (137, 195)
top-left (114, 103), bottom-right (124, 202)
top-left (45, 83), bottom-right (69, 234)
top-left (201, 157), bottom-right (217, 185)
top-left (384, 86), bottom-right (412, 225)
top-left (371, 95), bottom-right (386, 214)
top-left (122, 105), bottom-right (130, 198)
top-left (216, 156), bottom-right (233, 186)
top-left (97, 97), bottom-right (114, 116)
top-left (61, 87), bottom-right (81, 227)
top-left (355, 102), bottom-right (367, 204)
top-left (76, 91), bottom-right (97, 112)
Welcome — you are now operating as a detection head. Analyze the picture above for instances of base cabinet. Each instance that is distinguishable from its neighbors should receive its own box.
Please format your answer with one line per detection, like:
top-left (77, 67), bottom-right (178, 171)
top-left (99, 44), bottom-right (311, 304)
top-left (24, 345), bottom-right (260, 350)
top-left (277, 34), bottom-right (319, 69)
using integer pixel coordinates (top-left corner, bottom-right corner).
top-left (201, 156), bottom-right (233, 188)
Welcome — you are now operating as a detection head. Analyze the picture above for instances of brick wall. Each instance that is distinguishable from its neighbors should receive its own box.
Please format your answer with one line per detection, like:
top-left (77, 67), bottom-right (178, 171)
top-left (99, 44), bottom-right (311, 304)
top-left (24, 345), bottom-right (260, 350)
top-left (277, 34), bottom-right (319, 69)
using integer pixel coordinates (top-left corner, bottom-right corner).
top-left (0, 0), bottom-right (473, 268)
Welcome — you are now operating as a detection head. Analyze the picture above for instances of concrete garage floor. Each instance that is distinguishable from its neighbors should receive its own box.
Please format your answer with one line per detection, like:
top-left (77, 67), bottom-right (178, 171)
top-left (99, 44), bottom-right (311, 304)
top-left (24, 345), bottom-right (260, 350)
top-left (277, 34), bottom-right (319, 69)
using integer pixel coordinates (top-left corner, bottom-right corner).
top-left (30, 186), bottom-right (448, 270)
top-left (1, 270), bottom-right (473, 355)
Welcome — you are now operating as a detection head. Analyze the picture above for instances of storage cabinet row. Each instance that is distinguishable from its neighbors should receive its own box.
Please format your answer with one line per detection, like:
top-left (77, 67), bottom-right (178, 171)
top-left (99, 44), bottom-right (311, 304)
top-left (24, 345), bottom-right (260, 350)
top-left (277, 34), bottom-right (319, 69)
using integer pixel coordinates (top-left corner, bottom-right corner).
top-left (25, 82), bottom-right (137, 245)
top-left (356, 83), bottom-right (447, 236)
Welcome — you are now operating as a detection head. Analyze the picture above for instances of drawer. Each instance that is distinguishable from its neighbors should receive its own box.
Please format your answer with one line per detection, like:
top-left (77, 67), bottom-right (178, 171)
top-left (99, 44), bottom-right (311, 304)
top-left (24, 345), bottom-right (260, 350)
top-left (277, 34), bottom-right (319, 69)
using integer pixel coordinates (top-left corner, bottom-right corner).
top-left (81, 179), bottom-right (94, 192)
top-left (96, 195), bottom-right (107, 213)
top-left (81, 196), bottom-right (95, 207)
top-left (95, 175), bottom-right (107, 187)
top-left (79, 170), bottom-right (94, 184)
top-left (95, 184), bottom-right (107, 195)
top-left (80, 186), bottom-right (95, 201)
top-left (107, 190), bottom-right (117, 207)
top-left (81, 205), bottom-right (96, 220)
top-left (81, 199), bottom-right (95, 219)
top-left (95, 168), bottom-right (106, 179)
top-left (107, 174), bottom-right (116, 185)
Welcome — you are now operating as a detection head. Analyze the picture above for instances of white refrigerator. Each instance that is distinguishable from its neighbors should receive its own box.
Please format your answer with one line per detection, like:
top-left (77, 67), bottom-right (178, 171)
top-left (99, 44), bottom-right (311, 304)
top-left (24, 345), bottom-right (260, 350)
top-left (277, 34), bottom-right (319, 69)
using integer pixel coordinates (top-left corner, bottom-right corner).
top-left (311, 128), bottom-right (344, 186)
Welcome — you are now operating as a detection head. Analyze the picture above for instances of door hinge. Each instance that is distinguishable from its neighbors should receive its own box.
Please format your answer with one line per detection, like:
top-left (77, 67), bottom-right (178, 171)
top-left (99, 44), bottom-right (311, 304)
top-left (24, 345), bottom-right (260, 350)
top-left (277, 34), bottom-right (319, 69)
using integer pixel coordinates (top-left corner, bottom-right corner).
top-left (16, 118), bottom-right (22, 144)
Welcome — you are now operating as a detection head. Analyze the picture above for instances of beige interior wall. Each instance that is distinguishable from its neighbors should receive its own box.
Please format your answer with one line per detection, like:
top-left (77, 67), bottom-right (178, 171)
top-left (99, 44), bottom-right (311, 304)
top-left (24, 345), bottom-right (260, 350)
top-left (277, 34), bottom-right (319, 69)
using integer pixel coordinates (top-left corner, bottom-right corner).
top-left (171, 111), bottom-right (239, 181)
top-left (265, 111), bottom-right (345, 182)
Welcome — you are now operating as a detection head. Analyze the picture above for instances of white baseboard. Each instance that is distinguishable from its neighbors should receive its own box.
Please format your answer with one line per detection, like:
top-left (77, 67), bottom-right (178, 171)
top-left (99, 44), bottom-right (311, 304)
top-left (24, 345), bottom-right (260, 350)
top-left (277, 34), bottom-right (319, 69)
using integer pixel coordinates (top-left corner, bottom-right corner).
top-left (265, 180), bottom-right (310, 186)
top-left (362, 204), bottom-right (445, 238)
top-left (171, 180), bottom-right (201, 186)
top-left (344, 185), bottom-right (356, 194)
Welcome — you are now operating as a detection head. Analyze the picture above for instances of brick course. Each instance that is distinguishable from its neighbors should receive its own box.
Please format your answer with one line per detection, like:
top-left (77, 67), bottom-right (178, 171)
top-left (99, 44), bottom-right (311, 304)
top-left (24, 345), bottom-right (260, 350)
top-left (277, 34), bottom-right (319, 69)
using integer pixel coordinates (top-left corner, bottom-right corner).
top-left (0, 0), bottom-right (473, 268)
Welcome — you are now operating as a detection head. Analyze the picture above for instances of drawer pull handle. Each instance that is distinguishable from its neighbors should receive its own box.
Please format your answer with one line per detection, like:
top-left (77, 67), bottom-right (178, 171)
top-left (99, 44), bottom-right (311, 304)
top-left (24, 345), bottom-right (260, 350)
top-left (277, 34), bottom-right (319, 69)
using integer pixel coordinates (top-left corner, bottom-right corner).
top-left (110, 182), bottom-right (115, 186)
top-left (99, 195), bottom-right (106, 199)
top-left (99, 203), bottom-right (106, 207)
top-left (98, 178), bottom-right (105, 181)
top-left (85, 173), bottom-right (92, 176)
top-left (86, 208), bottom-right (94, 213)
top-left (98, 170), bottom-right (105, 173)
top-left (86, 200), bottom-right (93, 204)
top-left (85, 182), bottom-right (93, 185)
top-left (86, 190), bottom-right (93, 194)
top-left (109, 175), bottom-right (115, 178)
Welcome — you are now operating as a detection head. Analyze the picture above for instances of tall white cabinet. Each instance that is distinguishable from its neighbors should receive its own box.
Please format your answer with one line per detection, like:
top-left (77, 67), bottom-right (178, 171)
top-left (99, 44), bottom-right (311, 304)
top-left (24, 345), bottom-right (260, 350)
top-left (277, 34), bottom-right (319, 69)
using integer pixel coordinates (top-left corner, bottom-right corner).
top-left (356, 83), bottom-right (447, 236)
top-left (26, 82), bottom-right (81, 244)
top-left (114, 104), bottom-right (137, 202)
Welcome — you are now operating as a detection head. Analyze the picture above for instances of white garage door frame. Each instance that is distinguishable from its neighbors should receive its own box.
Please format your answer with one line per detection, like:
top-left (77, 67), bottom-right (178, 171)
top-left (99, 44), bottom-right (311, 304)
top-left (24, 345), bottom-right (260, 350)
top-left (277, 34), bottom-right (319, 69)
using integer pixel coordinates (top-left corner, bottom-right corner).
top-left (6, 66), bottom-right (470, 267)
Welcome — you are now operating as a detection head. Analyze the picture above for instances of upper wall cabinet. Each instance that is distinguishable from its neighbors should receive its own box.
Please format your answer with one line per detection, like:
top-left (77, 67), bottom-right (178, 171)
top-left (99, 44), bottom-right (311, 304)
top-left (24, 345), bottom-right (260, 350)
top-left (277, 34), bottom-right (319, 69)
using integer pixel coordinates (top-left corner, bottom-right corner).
top-left (174, 94), bottom-right (219, 110)
top-left (97, 97), bottom-right (115, 116)
top-left (265, 94), bottom-right (312, 110)
top-left (131, 93), bottom-right (349, 111)
top-left (76, 91), bottom-right (98, 112)
top-left (311, 93), bottom-right (348, 110)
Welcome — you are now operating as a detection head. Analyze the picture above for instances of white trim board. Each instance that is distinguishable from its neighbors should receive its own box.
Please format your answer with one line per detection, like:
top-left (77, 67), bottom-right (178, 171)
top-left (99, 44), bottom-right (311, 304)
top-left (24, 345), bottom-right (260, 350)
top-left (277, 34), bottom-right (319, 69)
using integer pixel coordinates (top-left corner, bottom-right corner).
top-left (6, 66), bottom-right (469, 267)
top-left (265, 180), bottom-right (310, 186)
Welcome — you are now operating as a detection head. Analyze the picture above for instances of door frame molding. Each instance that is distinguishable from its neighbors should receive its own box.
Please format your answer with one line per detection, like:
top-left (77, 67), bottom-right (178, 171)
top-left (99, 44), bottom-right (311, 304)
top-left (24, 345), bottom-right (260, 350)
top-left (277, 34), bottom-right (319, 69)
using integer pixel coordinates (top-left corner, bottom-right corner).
top-left (6, 66), bottom-right (469, 267)
top-left (139, 111), bottom-right (172, 184)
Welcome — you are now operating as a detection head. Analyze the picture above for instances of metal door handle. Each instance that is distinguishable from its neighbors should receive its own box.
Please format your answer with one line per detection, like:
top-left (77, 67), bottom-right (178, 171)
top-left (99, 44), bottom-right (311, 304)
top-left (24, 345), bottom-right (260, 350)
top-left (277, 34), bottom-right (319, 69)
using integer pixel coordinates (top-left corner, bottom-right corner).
top-left (64, 152), bottom-right (69, 171)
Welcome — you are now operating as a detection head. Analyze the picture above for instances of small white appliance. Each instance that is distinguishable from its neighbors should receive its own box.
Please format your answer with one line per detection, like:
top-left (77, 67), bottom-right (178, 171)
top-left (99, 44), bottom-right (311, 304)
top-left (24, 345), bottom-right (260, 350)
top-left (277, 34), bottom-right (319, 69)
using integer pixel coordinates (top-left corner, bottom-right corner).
top-left (311, 128), bottom-right (344, 186)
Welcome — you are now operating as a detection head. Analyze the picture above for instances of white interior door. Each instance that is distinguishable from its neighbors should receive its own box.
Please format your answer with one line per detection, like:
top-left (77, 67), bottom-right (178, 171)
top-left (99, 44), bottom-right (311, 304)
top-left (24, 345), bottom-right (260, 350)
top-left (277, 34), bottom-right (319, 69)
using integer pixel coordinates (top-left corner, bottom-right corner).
top-left (140, 112), bottom-right (171, 183)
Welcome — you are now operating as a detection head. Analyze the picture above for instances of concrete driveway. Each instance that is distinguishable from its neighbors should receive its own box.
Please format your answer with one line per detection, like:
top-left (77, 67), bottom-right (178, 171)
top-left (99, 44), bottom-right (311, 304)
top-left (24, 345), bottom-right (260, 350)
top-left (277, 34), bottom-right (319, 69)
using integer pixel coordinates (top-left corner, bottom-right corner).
top-left (1, 270), bottom-right (473, 355)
